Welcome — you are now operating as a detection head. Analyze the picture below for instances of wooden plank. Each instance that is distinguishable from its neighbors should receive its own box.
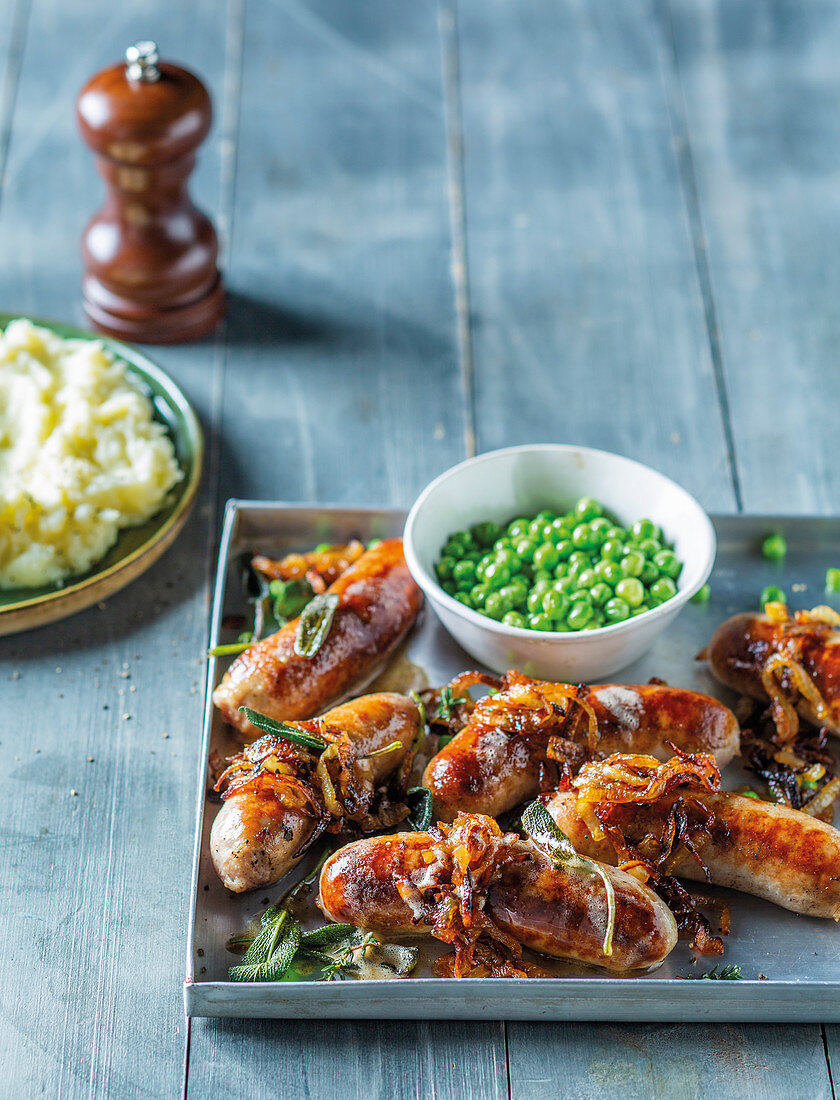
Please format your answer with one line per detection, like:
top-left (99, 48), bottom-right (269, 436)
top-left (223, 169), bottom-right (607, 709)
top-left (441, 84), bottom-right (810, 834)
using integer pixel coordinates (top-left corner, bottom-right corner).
top-left (456, 0), bottom-right (834, 1095)
top-left (507, 1022), bottom-right (832, 1100)
top-left (665, 0), bottom-right (840, 513)
top-left (185, 0), bottom-right (505, 1095)
top-left (214, 0), bottom-right (469, 509)
top-left (456, 0), bottom-right (735, 511)
top-left (0, 1), bottom-right (230, 1096)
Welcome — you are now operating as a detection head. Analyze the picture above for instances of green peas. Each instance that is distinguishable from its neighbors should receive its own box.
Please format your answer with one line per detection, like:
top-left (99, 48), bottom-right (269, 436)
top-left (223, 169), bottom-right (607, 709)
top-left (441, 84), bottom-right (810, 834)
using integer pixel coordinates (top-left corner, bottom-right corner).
top-left (529, 613), bottom-right (555, 631)
top-left (435, 502), bottom-right (683, 634)
top-left (649, 577), bottom-right (677, 603)
top-left (436, 556), bottom-right (456, 581)
top-left (495, 548), bottom-right (521, 572)
top-left (484, 591), bottom-right (511, 619)
top-left (515, 538), bottom-right (538, 562)
top-left (555, 539), bottom-right (574, 561)
top-left (827, 569), bottom-right (840, 593)
top-left (640, 560), bottom-right (659, 586)
top-left (620, 551), bottom-right (645, 578)
top-left (503, 610), bottom-right (527, 629)
top-left (761, 585), bottom-right (787, 607)
top-left (637, 537), bottom-right (662, 556)
top-left (690, 583), bottom-right (711, 604)
top-left (761, 533), bottom-right (787, 561)
top-left (604, 597), bottom-right (630, 623)
top-left (542, 589), bottom-right (569, 619)
top-left (527, 590), bottom-right (545, 615)
top-left (572, 523), bottom-right (595, 549)
top-left (653, 549), bottom-right (681, 579)
top-left (616, 577), bottom-right (645, 606)
top-left (595, 560), bottom-right (622, 587)
top-left (577, 568), bottom-right (597, 590)
top-left (630, 518), bottom-right (655, 541)
top-left (452, 560), bottom-right (476, 589)
top-left (472, 521), bottom-right (502, 547)
top-left (574, 497), bottom-right (604, 522)
top-left (500, 583), bottom-right (527, 608)
top-left (600, 538), bottom-right (623, 561)
top-left (590, 582), bottom-right (612, 607)
top-left (631, 603), bottom-right (651, 617)
top-left (483, 561), bottom-right (510, 588)
top-left (567, 600), bottom-right (593, 629)
top-left (533, 543), bottom-right (559, 571)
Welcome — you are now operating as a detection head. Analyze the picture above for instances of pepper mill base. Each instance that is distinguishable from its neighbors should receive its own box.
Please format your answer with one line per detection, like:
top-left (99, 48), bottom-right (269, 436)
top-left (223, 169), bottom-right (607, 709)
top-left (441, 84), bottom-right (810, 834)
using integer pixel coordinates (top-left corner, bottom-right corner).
top-left (82, 275), bottom-right (225, 345)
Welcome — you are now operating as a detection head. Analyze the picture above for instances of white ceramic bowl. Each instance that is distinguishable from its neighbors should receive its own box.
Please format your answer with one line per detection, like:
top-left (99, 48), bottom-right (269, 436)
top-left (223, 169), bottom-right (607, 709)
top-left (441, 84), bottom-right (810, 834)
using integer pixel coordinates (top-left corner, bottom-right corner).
top-left (404, 445), bottom-right (716, 681)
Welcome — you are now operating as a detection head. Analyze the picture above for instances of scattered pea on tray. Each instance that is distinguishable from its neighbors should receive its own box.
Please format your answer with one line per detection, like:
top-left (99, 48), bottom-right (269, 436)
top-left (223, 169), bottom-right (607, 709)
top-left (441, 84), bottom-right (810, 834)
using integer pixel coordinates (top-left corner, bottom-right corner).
top-left (434, 498), bottom-right (684, 633)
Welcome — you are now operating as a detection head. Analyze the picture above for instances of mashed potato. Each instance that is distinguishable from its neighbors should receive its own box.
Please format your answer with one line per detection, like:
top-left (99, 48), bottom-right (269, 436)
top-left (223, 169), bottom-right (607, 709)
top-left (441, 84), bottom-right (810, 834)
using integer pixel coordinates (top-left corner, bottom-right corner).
top-left (0, 319), bottom-right (183, 589)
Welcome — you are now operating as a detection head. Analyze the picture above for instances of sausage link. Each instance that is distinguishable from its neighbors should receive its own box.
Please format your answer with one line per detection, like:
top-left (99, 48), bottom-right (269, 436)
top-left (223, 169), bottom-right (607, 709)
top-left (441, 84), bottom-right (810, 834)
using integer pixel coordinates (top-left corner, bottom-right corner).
top-left (319, 831), bottom-right (677, 971)
top-left (213, 539), bottom-right (423, 736)
top-left (211, 692), bottom-right (420, 893)
top-left (424, 684), bottom-right (739, 822)
top-left (707, 612), bottom-right (840, 734)
top-left (547, 788), bottom-right (840, 919)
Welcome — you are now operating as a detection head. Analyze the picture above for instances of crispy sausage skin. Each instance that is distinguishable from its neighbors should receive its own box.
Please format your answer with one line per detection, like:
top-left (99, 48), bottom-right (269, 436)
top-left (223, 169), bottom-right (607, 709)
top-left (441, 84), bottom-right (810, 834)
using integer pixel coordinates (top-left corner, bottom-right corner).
top-left (211, 693), bottom-right (420, 893)
top-left (319, 832), bottom-right (678, 972)
top-left (213, 539), bottom-right (423, 737)
top-left (424, 684), bottom-right (740, 822)
top-left (707, 612), bottom-right (840, 733)
top-left (547, 789), bottom-right (840, 919)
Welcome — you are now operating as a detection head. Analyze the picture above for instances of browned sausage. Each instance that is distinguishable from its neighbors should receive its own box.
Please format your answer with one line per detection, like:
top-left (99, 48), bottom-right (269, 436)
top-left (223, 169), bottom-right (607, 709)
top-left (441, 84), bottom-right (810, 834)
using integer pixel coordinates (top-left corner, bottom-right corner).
top-left (213, 539), bottom-right (423, 736)
top-left (424, 682), bottom-right (739, 822)
top-left (319, 829), bottom-right (678, 972)
top-left (547, 788), bottom-right (840, 919)
top-left (707, 611), bottom-right (840, 734)
top-left (211, 692), bottom-right (420, 892)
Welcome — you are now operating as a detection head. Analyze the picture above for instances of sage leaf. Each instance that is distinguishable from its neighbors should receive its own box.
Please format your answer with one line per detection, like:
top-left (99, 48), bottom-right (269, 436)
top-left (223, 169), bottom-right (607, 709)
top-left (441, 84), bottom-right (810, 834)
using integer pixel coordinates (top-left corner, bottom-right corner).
top-left (229, 908), bottom-right (301, 982)
top-left (238, 707), bottom-right (327, 752)
top-left (521, 800), bottom-right (615, 957)
top-left (406, 786), bottom-right (432, 832)
top-left (294, 593), bottom-right (340, 658)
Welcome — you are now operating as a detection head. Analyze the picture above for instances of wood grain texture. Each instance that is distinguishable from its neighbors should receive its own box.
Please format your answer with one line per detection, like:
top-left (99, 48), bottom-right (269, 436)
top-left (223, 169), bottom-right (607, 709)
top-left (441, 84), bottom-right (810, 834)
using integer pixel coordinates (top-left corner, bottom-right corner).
top-left (507, 1022), bottom-right (833, 1100)
top-left (184, 0), bottom-right (506, 1095)
top-left (455, 0), bottom-right (735, 511)
top-left (0, 0), bottom-right (230, 1096)
top-left (214, 0), bottom-right (467, 509)
top-left (665, 0), bottom-right (840, 513)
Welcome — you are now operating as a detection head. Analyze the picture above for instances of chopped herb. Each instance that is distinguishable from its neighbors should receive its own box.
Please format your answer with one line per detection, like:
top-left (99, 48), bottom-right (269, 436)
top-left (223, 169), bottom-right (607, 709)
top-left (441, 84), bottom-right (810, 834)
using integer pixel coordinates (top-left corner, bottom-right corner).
top-left (238, 707), bottom-right (327, 752)
top-left (207, 641), bottom-right (252, 657)
top-left (294, 593), bottom-right (340, 658)
top-left (367, 538), bottom-right (382, 549)
top-left (406, 786), bottom-right (433, 831)
top-left (740, 789), bottom-right (760, 799)
top-left (689, 964), bottom-right (743, 980)
top-left (761, 534), bottom-right (787, 561)
top-left (521, 801), bottom-right (615, 957)
top-left (269, 577), bottom-right (314, 623)
top-left (826, 568), bottom-right (840, 594)
top-left (434, 685), bottom-right (467, 723)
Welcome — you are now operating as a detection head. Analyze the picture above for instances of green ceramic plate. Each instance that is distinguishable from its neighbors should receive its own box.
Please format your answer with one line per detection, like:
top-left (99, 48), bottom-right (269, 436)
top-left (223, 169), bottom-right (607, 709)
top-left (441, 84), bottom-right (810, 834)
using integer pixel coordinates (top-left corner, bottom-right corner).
top-left (0, 314), bottom-right (203, 636)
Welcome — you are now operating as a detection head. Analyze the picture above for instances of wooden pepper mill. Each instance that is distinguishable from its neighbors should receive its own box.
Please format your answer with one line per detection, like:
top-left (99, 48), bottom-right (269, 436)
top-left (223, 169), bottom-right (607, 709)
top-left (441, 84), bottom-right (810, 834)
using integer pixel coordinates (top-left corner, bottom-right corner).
top-left (76, 42), bottom-right (224, 344)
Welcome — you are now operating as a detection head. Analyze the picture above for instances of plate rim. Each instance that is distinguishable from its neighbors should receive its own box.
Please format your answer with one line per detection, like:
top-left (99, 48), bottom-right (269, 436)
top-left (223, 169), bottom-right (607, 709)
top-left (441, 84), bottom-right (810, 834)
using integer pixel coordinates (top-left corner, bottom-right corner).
top-left (0, 312), bottom-right (204, 619)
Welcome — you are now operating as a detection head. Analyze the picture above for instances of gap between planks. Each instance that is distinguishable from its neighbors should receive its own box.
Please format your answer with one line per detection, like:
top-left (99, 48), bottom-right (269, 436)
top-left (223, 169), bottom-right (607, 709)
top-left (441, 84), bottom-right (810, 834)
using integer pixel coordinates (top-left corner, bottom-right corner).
top-left (652, 0), bottom-right (743, 512)
top-left (439, 0), bottom-right (476, 460)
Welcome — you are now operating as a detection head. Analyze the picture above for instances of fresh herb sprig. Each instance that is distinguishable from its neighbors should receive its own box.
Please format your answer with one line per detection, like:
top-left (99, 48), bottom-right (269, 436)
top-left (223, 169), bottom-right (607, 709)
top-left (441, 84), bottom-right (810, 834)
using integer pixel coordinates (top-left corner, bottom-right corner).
top-left (434, 685), bottom-right (467, 723)
top-left (690, 964), bottom-right (743, 980)
top-left (238, 707), bottom-right (327, 752)
top-left (521, 801), bottom-right (616, 957)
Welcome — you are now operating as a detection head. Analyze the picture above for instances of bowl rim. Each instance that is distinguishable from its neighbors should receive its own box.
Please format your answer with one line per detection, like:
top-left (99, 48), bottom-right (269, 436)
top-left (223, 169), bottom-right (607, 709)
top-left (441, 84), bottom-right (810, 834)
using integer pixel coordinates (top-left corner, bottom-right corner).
top-left (403, 443), bottom-right (716, 645)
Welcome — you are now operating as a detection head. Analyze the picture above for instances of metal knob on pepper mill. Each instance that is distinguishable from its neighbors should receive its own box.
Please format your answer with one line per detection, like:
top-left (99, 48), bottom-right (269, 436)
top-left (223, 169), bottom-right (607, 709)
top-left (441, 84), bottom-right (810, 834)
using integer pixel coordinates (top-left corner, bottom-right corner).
top-left (76, 41), bottom-right (224, 344)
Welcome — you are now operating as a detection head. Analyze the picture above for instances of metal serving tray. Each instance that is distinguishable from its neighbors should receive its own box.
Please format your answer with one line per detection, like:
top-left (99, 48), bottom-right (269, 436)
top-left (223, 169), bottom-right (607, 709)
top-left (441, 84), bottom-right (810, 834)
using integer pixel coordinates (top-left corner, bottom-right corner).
top-left (186, 502), bottom-right (840, 1020)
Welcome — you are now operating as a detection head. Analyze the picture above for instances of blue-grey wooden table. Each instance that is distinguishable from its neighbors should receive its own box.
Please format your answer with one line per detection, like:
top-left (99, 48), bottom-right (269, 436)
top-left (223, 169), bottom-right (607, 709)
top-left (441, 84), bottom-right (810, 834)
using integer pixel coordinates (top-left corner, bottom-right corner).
top-left (1, 0), bottom-right (838, 1096)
